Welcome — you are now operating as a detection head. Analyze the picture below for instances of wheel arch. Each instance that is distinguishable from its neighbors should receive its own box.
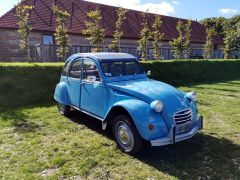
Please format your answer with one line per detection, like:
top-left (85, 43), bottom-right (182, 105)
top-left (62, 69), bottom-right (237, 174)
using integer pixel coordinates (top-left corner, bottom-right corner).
top-left (54, 81), bottom-right (70, 105)
top-left (104, 99), bottom-right (169, 141)
top-left (104, 106), bottom-right (134, 127)
top-left (103, 99), bottom-right (150, 140)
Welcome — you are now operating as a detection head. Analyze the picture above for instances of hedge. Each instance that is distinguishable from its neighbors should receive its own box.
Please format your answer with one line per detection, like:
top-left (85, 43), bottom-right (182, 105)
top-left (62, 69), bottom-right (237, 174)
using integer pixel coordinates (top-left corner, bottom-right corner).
top-left (0, 60), bottom-right (239, 110)
top-left (141, 59), bottom-right (240, 85)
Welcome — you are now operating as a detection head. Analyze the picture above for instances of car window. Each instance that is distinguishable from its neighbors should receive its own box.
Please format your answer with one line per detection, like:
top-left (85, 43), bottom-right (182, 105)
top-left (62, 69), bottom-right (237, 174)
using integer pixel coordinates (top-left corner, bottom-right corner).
top-left (101, 60), bottom-right (144, 77)
top-left (83, 59), bottom-right (101, 82)
top-left (69, 60), bottom-right (81, 79)
top-left (125, 61), bottom-right (142, 75)
top-left (62, 60), bottom-right (71, 76)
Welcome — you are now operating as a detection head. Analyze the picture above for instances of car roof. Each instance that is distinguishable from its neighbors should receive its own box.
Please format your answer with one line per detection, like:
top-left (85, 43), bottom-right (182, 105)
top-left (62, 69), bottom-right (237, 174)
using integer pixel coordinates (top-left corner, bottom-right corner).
top-left (74, 52), bottom-right (137, 61)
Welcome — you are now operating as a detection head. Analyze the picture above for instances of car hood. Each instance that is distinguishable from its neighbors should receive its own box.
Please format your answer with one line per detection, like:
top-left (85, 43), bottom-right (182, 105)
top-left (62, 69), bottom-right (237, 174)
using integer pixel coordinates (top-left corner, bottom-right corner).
top-left (107, 79), bottom-right (185, 104)
top-left (107, 79), bottom-right (192, 128)
top-left (108, 79), bottom-right (190, 115)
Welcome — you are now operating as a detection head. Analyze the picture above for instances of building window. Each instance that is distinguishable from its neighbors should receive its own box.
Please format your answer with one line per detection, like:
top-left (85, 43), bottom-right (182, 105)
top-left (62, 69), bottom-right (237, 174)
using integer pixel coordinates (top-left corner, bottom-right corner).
top-left (43, 35), bottom-right (54, 45)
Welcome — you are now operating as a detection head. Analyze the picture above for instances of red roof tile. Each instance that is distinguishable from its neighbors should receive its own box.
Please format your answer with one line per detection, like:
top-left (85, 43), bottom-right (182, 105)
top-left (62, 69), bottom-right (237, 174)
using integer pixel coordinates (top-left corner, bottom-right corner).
top-left (0, 0), bottom-right (223, 44)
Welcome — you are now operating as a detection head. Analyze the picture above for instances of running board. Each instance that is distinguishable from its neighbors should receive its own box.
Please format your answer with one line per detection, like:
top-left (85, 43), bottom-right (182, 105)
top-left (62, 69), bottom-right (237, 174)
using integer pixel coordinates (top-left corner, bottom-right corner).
top-left (71, 105), bottom-right (107, 130)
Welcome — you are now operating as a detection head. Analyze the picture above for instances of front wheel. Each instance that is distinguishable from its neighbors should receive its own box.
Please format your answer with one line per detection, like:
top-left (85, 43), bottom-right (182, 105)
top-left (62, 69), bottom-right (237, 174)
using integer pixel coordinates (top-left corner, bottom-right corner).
top-left (112, 115), bottom-right (143, 155)
top-left (57, 103), bottom-right (71, 116)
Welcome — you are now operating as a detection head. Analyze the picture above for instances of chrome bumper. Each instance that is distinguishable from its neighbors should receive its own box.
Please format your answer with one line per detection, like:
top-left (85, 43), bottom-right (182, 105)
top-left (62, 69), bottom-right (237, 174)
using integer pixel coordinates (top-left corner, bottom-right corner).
top-left (150, 115), bottom-right (203, 146)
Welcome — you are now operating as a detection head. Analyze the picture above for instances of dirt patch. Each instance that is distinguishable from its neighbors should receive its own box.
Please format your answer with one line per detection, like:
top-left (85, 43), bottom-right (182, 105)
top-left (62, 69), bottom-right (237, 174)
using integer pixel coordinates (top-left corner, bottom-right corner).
top-left (40, 168), bottom-right (58, 177)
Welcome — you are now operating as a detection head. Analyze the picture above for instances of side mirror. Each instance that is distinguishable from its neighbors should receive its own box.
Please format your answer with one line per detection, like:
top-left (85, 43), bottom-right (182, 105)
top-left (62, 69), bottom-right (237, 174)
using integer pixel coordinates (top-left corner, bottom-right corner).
top-left (147, 70), bottom-right (151, 76)
top-left (87, 75), bottom-right (96, 83)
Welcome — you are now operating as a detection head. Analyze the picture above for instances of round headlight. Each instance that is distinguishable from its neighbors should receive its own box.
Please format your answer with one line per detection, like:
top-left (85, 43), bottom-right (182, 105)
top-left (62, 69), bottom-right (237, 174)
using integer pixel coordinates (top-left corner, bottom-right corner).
top-left (186, 92), bottom-right (197, 102)
top-left (150, 100), bottom-right (164, 113)
top-left (191, 92), bottom-right (197, 102)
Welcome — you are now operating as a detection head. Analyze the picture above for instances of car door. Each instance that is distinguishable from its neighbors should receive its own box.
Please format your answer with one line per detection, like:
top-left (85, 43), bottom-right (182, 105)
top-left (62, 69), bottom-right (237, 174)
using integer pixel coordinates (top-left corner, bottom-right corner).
top-left (67, 59), bottom-right (82, 108)
top-left (80, 58), bottom-right (107, 118)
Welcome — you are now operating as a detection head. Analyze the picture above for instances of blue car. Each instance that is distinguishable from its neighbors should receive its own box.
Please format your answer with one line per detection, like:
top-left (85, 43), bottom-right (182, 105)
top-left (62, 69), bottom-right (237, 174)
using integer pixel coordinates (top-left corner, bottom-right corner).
top-left (54, 53), bottom-right (203, 154)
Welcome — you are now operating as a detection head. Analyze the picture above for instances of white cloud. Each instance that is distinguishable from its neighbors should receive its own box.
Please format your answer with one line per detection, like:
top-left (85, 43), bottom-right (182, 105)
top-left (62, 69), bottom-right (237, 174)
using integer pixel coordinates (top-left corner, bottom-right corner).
top-left (218, 8), bottom-right (238, 15)
top-left (85, 0), bottom-right (176, 15)
top-left (0, 8), bottom-right (5, 17)
top-left (171, 1), bottom-right (179, 5)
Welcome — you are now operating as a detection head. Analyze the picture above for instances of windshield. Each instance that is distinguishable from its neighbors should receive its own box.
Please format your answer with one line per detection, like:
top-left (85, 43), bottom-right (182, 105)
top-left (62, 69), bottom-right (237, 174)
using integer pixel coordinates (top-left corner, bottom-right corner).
top-left (100, 60), bottom-right (145, 77)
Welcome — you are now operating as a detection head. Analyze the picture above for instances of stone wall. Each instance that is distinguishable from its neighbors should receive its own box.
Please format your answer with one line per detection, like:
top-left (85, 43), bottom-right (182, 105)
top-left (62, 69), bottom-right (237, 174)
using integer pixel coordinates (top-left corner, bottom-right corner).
top-left (0, 28), bottom-right (217, 62)
top-left (0, 29), bottom-right (42, 62)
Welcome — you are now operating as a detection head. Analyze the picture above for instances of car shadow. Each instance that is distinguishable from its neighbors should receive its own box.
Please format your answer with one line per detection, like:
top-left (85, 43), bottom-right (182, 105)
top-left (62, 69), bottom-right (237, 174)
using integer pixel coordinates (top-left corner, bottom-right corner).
top-left (67, 110), bottom-right (240, 179)
top-left (67, 110), bottom-right (113, 140)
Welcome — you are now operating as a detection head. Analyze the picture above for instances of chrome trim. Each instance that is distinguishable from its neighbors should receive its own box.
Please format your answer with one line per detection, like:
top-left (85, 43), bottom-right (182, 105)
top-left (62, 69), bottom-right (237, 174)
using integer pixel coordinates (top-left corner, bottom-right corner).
top-left (150, 115), bottom-right (203, 146)
top-left (174, 113), bottom-right (192, 120)
top-left (173, 108), bottom-right (192, 125)
top-left (71, 105), bottom-right (104, 121)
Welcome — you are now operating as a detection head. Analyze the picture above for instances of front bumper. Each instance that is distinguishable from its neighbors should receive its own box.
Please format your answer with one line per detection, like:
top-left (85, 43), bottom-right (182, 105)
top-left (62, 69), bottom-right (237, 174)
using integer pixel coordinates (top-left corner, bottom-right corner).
top-left (150, 115), bottom-right (203, 146)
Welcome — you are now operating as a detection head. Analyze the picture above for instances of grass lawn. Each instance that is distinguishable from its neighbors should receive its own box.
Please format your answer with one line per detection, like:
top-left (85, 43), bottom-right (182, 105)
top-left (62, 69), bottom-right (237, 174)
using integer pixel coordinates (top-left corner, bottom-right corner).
top-left (0, 79), bottom-right (240, 179)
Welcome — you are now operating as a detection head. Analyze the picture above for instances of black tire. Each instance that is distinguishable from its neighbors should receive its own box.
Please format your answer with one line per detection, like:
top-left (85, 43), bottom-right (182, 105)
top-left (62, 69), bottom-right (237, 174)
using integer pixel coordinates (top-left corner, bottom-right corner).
top-left (57, 103), bottom-right (71, 116)
top-left (112, 114), bottom-right (143, 155)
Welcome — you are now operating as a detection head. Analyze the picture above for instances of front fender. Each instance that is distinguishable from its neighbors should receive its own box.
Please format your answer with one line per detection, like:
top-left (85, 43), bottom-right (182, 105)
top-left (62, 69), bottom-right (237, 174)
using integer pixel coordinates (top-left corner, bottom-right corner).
top-left (111, 99), bottom-right (168, 141)
top-left (54, 82), bottom-right (69, 105)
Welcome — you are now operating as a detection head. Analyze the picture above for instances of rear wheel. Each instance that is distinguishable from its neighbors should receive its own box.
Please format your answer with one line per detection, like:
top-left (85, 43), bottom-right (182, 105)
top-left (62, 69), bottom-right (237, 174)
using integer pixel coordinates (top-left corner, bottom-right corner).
top-left (57, 103), bottom-right (71, 116)
top-left (112, 115), bottom-right (143, 155)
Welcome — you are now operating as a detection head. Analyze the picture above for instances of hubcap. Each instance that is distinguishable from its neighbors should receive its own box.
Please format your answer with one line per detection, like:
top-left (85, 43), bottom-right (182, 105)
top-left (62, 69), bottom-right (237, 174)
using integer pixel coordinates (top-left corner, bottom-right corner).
top-left (115, 121), bottom-right (134, 151)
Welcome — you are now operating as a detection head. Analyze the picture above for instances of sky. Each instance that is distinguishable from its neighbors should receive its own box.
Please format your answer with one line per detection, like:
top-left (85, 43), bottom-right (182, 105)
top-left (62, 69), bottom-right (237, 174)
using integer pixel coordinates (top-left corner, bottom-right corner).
top-left (0, 0), bottom-right (239, 20)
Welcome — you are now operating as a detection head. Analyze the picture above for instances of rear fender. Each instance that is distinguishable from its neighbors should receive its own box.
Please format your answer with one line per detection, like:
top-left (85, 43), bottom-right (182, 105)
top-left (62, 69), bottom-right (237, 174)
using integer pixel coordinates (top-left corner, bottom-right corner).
top-left (54, 81), bottom-right (69, 105)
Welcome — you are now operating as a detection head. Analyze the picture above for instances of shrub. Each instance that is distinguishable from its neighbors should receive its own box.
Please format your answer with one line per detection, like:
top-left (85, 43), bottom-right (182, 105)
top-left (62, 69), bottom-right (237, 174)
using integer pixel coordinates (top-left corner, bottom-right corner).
top-left (0, 60), bottom-right (239, 110)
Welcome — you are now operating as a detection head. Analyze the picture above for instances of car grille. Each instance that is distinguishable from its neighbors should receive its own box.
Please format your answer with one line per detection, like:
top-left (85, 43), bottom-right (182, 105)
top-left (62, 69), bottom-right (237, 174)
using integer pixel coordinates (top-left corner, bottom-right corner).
top-left (173, 109), bottom-right (192, 125)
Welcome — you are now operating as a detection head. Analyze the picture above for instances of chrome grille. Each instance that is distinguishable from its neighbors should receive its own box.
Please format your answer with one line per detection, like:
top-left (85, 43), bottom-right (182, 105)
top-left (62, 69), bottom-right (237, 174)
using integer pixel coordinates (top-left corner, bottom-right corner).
top-left (173, 109), bottom-right (192, 125)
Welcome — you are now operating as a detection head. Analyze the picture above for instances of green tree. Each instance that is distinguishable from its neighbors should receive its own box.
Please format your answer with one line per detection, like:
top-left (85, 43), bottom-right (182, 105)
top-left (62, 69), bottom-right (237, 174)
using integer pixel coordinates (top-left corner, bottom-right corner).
top-left (223, 30), bottom-right (235, 59)
top-left (201, 15), bottom-right (240, 59)
top-left (152, 15), bottom-right (164, 60)
top-left (223, 24), bottom-right (240, 59)
top-left (184, 19), bottom-right (192, 58)
top-left (200, 17), bottom-right (227, 38)
top-left (52, 5), bottom-right (70, 61)
top-left (138, 11), bottom-right (151, 60)
top-left (83, 9), bottom-right (105, 52)
top-left (15, 0), bottom-right (33, 62)
top-left (109, 8), bottom-right (127, 52)
top-left (170, 20), bottom-right (192, 59)
top-left (203, 28), bottom-right (215, 59)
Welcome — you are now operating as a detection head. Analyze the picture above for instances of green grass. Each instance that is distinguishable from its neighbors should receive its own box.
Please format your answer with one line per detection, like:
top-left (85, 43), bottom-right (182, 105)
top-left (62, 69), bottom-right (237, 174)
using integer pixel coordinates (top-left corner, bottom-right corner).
top-left (0, 62), bottom-right (240, 179)
top-left (0, 83), bottom-right (240, 178)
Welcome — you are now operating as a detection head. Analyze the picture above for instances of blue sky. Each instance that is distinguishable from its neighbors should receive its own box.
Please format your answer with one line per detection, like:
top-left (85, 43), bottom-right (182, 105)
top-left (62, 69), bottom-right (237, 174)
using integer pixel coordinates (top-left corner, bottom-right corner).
top-left (0, 0), bottom-right (239, 20)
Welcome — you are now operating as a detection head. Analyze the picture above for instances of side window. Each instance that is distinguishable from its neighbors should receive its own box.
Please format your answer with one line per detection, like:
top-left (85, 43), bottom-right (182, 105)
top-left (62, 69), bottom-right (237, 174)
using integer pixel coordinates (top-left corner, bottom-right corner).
top-left (69, 60), bottom-right (81, 79)
top-left (62, 60), bottom-right (71, 76)
top-left (83, 59), bottom-right (101, 82)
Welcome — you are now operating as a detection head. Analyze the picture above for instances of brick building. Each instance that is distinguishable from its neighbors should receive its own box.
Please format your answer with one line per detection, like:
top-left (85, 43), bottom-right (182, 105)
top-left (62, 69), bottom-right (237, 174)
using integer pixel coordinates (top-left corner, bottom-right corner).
top-left (0, 0), bottom-right (224, 62)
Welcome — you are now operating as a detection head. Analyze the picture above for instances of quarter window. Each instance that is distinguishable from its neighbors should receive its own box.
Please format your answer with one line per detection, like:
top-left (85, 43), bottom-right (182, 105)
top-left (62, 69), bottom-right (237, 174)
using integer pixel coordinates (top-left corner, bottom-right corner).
top-left (83, 59), bottom-right (101, 82)
top-left (62, 60), bottom-right (71, 76)
top-left (69, 60), bottom-right (81, 79)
